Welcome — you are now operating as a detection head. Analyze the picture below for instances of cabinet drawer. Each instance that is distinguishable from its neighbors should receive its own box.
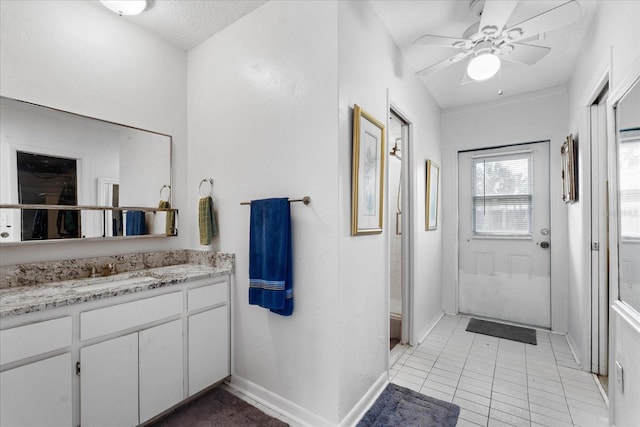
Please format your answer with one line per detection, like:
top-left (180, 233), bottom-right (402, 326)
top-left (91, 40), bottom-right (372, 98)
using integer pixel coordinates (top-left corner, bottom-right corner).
top-left (81, 292), bottom-right (182, 341)
top-left (188, 281), bottom-right (227, 311)
top-left (0, 316), bottom-right (72, 365)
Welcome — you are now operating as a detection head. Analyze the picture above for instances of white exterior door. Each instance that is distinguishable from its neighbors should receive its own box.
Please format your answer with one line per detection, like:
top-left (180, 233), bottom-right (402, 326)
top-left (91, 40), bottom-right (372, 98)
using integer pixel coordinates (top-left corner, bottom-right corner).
top-left (458, 142), bottom-right (551, 328)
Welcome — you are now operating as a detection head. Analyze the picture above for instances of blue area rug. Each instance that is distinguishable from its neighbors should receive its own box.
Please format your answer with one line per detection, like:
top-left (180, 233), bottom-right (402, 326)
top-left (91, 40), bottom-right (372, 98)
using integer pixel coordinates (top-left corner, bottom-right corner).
top-left (357, 383), bottom-right (460, 427)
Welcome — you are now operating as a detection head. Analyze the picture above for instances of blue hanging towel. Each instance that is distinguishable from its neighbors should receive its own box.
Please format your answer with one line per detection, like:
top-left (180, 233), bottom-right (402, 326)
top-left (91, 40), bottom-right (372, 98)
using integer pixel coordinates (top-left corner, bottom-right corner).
top-left (249, 198), bottom-right (293, 316)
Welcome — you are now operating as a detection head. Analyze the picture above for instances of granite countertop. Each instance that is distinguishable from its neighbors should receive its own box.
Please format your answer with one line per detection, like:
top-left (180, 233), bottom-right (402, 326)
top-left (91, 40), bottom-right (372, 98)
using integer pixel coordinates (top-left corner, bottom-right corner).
top-left (0, 263), bottom-right (232, 318)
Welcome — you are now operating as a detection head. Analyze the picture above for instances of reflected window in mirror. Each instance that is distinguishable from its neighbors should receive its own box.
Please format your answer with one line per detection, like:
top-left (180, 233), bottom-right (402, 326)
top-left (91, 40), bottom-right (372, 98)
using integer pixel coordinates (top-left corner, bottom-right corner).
top-left (615, 75), bottom-right (640, 313)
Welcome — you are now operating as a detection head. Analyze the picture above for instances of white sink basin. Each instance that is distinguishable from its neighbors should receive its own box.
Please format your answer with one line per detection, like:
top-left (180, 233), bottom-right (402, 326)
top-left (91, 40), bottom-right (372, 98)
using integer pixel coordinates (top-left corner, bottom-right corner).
top-left (72, 275), bottom-right (157, 292)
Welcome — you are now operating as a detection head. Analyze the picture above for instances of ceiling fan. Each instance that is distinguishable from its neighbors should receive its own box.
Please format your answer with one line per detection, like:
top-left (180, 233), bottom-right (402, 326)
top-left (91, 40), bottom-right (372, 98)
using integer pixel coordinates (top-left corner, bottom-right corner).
top-left (414, 0), bottom-right (581, 82)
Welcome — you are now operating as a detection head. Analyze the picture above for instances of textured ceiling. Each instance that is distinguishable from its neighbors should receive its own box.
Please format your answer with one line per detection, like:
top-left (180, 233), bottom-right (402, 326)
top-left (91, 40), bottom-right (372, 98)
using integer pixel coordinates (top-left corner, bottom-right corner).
top-left (92, 0), bottom-right (598, 109)
top-left (92, 0), bottom-right (268, 51)
top-left (369, 0), bottom-right (599, 109)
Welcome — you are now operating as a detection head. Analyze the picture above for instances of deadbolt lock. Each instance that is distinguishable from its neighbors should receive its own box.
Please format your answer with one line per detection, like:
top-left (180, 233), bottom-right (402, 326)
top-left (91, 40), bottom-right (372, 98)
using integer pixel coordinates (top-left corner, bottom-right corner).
top-left (540, 241), bottom-right (550, 249)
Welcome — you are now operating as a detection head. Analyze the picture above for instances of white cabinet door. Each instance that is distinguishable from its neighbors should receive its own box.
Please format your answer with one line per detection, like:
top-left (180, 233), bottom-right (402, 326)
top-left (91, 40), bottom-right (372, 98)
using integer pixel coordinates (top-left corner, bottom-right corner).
top-left (81, 333), bottom-right (138, 427)
top-left (0, 353), bottom-right (72, 427)
top-left (139, 319), bottom-right (184, 423)
top-left (188, 306), bottom-right (229, 396)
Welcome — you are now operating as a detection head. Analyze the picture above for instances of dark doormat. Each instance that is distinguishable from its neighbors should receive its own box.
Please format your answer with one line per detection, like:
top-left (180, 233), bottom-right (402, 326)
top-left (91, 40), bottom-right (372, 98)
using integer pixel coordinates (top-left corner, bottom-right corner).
top-left (357, 383), bottom-right (460, 427)
top-left (466, 318), bottom-right (537, 345)
top-left (148, 386), bottom-right (287, 427)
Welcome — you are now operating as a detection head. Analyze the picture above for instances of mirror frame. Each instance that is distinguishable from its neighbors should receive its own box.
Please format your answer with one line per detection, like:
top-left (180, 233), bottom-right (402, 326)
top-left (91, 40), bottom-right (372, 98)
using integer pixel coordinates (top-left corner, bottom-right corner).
top-left (607, 61), bottom-right (640, 315)
top-left (0, 97), bottom-right (176, 244)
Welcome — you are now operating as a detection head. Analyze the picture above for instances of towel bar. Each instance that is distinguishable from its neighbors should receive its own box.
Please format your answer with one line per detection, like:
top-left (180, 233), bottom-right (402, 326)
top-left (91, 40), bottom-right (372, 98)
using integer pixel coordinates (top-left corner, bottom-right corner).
top-left (240, 196), bottom-right (311, 206)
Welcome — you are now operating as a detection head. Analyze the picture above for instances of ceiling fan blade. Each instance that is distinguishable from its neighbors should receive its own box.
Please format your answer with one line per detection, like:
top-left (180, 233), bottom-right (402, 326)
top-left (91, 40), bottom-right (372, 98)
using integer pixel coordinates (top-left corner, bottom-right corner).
top-left (501, 43), bottom-right (551, 65)
top-left (505, 1), bottom-right (581, 42)
top-left (479, 0), bottom-right (518, 35)
top-left (415, 52), bottom-right (471, 77)
top-left (414, 35), bottom-right (467, 48)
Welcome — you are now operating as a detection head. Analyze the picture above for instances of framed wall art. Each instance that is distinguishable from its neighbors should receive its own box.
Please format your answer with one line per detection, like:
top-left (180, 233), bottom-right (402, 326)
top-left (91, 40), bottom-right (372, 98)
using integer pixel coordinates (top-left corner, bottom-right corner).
top-left (561, 133), bottom-right (578, 203)
top-left (351, 104), bottom-right (385, 235)
top-left (426, 159), bottom-right (439, 230)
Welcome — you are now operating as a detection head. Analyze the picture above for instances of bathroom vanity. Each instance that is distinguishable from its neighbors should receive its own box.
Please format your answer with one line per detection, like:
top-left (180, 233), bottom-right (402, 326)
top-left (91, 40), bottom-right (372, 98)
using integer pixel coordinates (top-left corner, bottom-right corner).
top-left (0, 251), bottom-right (234, 427)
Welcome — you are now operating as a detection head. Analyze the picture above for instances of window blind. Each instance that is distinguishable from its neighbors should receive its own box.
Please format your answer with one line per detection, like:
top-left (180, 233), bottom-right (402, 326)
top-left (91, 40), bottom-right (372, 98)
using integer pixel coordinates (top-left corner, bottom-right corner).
top-left (472, 153), bottom-right (532, 236)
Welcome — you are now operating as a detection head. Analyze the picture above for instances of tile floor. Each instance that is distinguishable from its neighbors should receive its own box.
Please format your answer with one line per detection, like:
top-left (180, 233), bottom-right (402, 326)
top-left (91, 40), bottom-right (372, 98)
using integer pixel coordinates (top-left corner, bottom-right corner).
top-left (390, 315), bottom-right (609, 427)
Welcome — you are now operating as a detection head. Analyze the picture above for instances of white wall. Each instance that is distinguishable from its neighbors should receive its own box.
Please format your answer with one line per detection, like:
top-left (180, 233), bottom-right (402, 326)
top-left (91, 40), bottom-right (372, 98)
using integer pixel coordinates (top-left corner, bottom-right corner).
top-left (0, 101), bottom-right (118, 205)
top-left (0, 0), bottom-right (187, 265)
top-left (188, 1), bottom-right (443, 423)
top-left (565, 1), bottom-right (640, 424)
top-left (118, 128), bottom-right (171, 207)
top-left (337, 1), bottom-right (443, 420)
top-left (188, 1), bottom-right (341, 423)
top-left (441, 87), bottom-right (570, 333)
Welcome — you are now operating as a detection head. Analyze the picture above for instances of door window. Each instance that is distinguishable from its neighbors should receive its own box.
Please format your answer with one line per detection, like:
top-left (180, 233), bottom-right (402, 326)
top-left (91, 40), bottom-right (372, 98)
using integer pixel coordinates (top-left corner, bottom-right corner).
top-left (619, 134), bottom-right (640, 241)
top-left (472, 152), bottom-right (532, 237)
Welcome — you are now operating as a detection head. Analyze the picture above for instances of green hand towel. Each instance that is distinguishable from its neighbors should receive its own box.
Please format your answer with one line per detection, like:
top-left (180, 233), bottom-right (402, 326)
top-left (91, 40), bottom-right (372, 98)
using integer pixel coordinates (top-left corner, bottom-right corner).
top-left (159, 200), bottom-right (175, 236)
top-left (199, 196), bottom-right (218, 245)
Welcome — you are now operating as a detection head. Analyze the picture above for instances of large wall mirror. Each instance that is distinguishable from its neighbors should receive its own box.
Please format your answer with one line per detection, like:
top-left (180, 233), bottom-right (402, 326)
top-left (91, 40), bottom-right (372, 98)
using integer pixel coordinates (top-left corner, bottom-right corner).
top-left (614, 73), bottom-right (640, 313)
top-left (0, 96), bottom-right (174, 244)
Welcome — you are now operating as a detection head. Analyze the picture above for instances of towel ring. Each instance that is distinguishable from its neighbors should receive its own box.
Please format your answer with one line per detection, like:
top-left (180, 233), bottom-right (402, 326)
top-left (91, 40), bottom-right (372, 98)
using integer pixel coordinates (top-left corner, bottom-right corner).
top-left (160, 185), bottom-right (171, 201)
top-left (199, 178), bottom-right (214, 198)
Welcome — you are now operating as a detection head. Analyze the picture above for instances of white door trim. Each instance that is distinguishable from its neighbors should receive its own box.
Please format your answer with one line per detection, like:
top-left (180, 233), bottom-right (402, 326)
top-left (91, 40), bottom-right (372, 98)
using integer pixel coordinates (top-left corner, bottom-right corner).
top-left (584, 65), bottom-right (610, 376)
top-left (388, 98), bottom-right (415, 346)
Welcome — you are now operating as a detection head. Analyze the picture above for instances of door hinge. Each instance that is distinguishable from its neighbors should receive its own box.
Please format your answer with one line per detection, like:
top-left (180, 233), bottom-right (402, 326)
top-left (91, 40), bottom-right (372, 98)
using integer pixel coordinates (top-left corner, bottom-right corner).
top-left (76, 361), bottom-right (81, 376)
top-left (592, 242), bottom-right (599, 251)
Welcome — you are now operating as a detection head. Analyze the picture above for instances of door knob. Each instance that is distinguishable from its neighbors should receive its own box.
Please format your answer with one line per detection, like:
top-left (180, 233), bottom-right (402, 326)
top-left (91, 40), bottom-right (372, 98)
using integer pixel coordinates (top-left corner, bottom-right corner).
top-left (540, 241), bottom-right (550, 249)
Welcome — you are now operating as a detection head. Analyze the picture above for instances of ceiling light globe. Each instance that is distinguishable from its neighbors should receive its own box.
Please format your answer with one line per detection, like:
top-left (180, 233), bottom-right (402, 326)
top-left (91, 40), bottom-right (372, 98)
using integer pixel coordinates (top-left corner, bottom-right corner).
top-left (467, 53), bottom-right (501, 81)
top-left (100, 0), bottom-right (147, 16)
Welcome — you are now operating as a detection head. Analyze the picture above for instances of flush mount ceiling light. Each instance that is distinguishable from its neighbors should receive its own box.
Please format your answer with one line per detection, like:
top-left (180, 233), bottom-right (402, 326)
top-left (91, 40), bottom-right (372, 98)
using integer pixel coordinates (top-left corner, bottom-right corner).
top-left (100, 0), bottom-right (147, 16)
top-left (466, 41), bottom-right (501, 81)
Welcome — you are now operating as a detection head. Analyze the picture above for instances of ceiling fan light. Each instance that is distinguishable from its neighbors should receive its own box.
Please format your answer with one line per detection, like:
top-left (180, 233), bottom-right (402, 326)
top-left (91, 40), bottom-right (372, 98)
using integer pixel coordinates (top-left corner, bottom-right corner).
top-left (467, 52), bottom-right (501, 81)
top-left (100, 0), bottom-right (147, 16)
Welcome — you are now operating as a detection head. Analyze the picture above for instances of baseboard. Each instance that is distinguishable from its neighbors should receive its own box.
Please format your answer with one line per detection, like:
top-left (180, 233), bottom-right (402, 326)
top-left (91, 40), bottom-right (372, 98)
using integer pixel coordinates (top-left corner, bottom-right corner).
top-left (565, 333), bottom-right (581, 367)
top-left (227, 375), bottom-right (334, 427)
top-left (417, 311), bottom-right (444, 345)
top-left (339, 371), bottom-right (388, 427)
top-left (592, 373), bottom-right (609, 407)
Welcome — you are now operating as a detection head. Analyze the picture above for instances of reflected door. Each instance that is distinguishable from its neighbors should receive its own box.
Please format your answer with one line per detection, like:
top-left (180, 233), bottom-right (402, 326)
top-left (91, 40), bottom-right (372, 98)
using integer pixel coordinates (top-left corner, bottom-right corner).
top-left (458, 142), bottom-right (551, 327)
top-left (17, 152), bottom-right (79, 240)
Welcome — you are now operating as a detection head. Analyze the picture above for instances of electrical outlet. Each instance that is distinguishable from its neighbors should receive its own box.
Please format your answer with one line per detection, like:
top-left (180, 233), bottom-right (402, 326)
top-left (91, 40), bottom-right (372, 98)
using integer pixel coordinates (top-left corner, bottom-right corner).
top-left (615, 361), bottom-right (624, 393)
